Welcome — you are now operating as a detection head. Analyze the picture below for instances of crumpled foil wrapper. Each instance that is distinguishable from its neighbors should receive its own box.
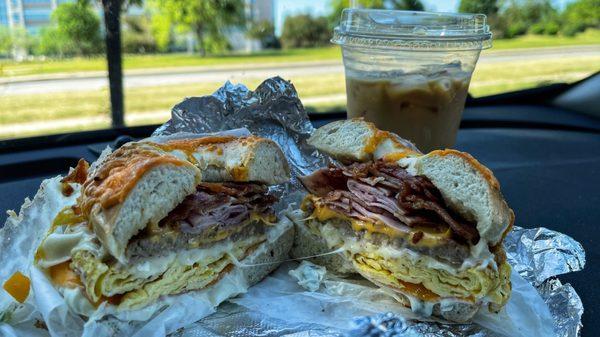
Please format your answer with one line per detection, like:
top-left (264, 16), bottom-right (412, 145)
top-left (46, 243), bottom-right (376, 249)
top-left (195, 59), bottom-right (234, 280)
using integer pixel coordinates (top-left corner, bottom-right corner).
top-left (150, 77), bottom-right (585, 337)
top-left (504, 226), bottom-right (586, 286)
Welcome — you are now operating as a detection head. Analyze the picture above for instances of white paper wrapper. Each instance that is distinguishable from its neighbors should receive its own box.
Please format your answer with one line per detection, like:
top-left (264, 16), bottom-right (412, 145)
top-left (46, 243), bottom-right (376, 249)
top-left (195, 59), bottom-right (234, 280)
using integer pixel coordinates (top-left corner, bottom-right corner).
top-left (0, 77), bottom-right (586, 337)
top-left (229, 261), bottom-right (554, 337)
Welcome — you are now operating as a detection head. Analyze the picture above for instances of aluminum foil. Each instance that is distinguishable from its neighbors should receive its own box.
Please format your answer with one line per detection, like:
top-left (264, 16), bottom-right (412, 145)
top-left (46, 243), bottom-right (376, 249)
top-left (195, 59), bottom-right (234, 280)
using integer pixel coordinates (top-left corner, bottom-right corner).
top-left (151, 78), bottom-right (586, 337)
top-left (504, 226), bottom-right (586, 286)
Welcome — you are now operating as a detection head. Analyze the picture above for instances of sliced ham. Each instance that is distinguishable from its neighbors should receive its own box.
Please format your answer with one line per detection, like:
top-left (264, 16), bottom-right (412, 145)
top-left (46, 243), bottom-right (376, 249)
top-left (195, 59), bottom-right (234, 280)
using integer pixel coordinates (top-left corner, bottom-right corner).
top-left (351, 200), bottom-right (411, 234)
top-left (161, 182), bottom-right (276, 235)
top-left (301, 161), bottom-right (480, 244)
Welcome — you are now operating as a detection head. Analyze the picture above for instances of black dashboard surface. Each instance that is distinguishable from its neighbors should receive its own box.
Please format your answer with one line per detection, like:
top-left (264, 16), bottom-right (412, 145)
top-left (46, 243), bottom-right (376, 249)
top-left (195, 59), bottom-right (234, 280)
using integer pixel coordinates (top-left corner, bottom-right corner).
top-left (0, 104), bottom-right (599, 335)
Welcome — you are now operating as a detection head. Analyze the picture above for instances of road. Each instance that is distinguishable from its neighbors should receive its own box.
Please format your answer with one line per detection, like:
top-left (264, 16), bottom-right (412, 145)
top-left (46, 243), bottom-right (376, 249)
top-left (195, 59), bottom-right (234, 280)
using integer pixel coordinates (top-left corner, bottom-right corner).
top-left (1, 45), bottom-right (599, 96)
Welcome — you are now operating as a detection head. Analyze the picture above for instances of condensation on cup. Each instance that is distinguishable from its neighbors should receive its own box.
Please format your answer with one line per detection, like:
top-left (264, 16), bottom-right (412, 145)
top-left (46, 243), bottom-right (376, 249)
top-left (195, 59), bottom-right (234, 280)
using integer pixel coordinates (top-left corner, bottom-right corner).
top-left (332, 9), bottom-right (492, 152)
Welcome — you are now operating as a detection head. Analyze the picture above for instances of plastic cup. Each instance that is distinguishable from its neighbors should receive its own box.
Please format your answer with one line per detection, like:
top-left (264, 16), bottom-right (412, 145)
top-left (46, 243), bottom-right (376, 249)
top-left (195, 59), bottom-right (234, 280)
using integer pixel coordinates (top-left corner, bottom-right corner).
top-left (332, 9), bottom-right (492, 152)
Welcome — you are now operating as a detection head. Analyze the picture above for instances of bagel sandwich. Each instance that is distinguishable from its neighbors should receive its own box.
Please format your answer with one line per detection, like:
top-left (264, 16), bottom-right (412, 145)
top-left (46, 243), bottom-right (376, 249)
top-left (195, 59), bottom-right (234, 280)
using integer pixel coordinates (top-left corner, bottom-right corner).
top-left (291, 119), bottom-right (513, 322)
top-left (33, 135), bottom-right (293, 312)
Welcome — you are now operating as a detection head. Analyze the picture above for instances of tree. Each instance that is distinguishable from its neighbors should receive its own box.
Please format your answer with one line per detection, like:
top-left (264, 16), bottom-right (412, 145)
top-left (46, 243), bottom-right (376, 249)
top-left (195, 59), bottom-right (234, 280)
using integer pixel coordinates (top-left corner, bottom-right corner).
top-left (149, 11), bottom-right (173, 52)
top-left (458, 0), bottom-right (498, 16)
top-left (506, 0), bottom-right (557, 25)
top-left (8, 27), bottom-right (33, 59)
top-left (496, 0), bottom-right (558, 38)
top-left (122, 15), bottom-right (158, 54)
top-left (38, 1), bottom-right (102, 56)
top-left (148, 0), bottom-right (245, 56)
top-left (0, 27), bottom-right (11, 56)
top-left (247, 20), bottom-right (279, 49)
top-left (38, 27), bottom-right (69, 56)
top-left (55, 1), bottom-right (102, 55)
top-left (459, 0), bottom-right (501, 37)
top-left (281, 15), bottom-right (330, 49)
top-left (328, 0), bottom-right (425, 28)
top-left (388, 0), bottom-right (424, 11)
top-left (561, 0), bottom-right (600, 35)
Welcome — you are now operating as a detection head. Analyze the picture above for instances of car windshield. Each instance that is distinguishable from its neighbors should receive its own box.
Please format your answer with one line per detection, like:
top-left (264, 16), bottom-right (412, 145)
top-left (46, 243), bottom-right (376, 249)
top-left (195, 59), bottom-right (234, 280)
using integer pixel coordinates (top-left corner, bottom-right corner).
top-left (0, 0), bottom-right (598, 141)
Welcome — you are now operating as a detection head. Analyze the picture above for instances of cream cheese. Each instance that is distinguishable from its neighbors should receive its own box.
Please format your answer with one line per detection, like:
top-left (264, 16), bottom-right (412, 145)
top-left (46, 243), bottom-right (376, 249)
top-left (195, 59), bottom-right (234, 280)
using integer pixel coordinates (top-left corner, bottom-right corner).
top-left (461, 239), bottom-right (498, 272)
top-left (127, 253), bottom-right (175, 279)
top-left (166, 149), bottom-right (188, 161)
top-left (396, 156), bottom-right (418, 175)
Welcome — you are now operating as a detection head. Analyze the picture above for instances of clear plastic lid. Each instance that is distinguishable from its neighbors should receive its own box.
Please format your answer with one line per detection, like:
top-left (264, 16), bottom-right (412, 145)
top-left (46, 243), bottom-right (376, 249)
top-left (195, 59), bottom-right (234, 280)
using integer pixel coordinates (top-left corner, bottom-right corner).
top-left (332, 9), bottom-right (492, 51)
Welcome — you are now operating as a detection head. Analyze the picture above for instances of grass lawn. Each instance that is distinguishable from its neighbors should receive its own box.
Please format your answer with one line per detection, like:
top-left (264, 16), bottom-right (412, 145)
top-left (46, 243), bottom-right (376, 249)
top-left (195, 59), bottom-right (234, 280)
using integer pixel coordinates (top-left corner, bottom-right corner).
top-left (0, 73), bottom-right (346, 125)
top-left (1, 29), bottom-right (598, 78)
top-left (0, 47), bottom-right (341, 77)
top-left (491, 29), bottom-right (600, 49)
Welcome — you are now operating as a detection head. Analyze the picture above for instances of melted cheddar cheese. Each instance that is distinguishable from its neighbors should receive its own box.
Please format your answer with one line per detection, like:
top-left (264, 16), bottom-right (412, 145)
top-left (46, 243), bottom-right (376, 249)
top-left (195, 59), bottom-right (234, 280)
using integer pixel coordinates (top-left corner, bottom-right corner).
top-left (231, 166), bottom-right (248, 181)
top-left (381, 152), bottom-right (412, 163)
top-left (153, 136), bottom-right (265, 182)
top-left (49, 261), bottom-right (82, 289)
top-left (3, 271), bottom-right (30, 303)
top-left (152, 136), bottom-right (240, 165)
top-left (79, 143), bottom-right (191, 215)
top-left (363, 127), bottom-right (420, 158)
top-left (155, 136), bottom-right (238, 153)
top-left (364, 129), bottom-right (386, 154)
top-left (399, 280), bottom-right (440, 302)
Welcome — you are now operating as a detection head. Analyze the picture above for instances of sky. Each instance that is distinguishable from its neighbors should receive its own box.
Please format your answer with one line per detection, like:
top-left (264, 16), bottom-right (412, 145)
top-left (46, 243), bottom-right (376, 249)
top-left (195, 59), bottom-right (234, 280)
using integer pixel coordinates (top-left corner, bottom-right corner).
top-left (274, 0), bottom-right (575, 34)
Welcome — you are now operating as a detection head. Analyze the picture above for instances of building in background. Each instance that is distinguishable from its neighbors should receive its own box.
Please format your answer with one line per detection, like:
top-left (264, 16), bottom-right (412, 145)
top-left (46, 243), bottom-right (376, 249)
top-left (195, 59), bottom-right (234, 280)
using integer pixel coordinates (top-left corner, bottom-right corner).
top-left (0, 1), bottom-right (8, 27)
top-left (0, 0), bottom-right (74, 34)
top-left (249, 0), bottom-right (274, 23)
top-left (228, 0), bottom-right (274, 52)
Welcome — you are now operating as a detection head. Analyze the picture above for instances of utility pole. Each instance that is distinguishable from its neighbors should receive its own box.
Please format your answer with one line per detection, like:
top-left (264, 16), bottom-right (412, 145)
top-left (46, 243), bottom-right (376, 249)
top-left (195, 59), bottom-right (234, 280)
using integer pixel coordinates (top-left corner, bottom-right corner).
top-left (102, 0), bottom-right (125, 128)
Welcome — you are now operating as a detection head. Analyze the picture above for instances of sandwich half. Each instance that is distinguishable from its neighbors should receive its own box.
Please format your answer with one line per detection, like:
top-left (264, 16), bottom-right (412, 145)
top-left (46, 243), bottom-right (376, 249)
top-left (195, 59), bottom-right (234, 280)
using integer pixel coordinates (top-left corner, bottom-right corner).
top-left (292, 119), bottom-right (512, 322)
top-left (34, 135), bottom-right (293, 311)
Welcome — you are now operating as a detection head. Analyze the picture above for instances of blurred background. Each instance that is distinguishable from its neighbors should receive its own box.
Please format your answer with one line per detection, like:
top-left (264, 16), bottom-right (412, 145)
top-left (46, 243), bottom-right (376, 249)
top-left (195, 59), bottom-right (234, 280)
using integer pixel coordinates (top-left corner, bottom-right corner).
top-left (0, 0), bottom-right (598, 140)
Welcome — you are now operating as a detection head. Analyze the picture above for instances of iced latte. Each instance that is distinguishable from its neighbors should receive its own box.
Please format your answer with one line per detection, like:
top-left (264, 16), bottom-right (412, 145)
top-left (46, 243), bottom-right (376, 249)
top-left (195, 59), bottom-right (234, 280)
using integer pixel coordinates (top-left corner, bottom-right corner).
top-left (332, 9), bottom-right (492, 152)
top-left (346, 66), bottom-right (470, 152)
